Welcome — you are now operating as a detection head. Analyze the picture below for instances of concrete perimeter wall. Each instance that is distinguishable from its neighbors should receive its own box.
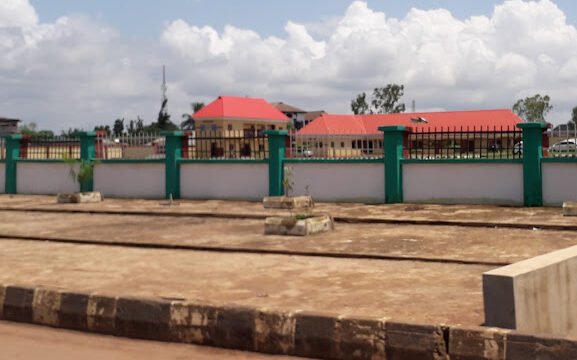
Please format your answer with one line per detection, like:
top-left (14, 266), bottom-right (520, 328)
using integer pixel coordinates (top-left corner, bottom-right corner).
top-left (543, 162), bottom-right (577, 206)
top-left (180, 163), bottom-right (268, 201)
top-left (17, 162), bottom-right (78, 195)
top-left (483, 244), bottom-right (577, 337)
top-left (288, 162), bottom-right (385, 203)
top-left (403, 163), bottom-right (524, 205)
top-left (0, 163), bottom-right (4, 193)
top-left (94, 163), bottom-right (165, 199)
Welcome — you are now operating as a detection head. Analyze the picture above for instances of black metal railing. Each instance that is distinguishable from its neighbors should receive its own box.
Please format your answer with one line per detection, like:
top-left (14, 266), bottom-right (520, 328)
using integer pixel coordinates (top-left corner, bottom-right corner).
top-left (183, 130), bottom-right (269, 160)
top-left (0, 137), bottom-right (5, 160)
top-left (547, 127), bottom-right (577, 158)
top-left (95, 132), bottom-right (164, 160)
top-left (20, 136), bottom-right (80, 159)
top-left (407, 126), bottom-right (523, 160)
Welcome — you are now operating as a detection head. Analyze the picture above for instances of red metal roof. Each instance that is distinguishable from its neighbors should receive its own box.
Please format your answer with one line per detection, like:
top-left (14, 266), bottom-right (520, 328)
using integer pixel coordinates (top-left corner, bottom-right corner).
top-left (193, 96), bottom-right (289, 122)
top-left (298, 109), bottom-right (522, 135)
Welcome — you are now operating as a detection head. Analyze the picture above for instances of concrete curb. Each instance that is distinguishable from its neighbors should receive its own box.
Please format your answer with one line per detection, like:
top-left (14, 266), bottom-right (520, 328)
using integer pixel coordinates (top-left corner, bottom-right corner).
top-left (2, 284), bottom-right (577, 359)
top-left (1, 206), bottom-right (575, 232)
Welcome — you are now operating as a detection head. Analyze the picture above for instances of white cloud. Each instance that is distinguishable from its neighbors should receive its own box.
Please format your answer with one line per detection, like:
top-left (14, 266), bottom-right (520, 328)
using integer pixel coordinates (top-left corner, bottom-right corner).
top-left (2, 0), bottom-right (577, 131)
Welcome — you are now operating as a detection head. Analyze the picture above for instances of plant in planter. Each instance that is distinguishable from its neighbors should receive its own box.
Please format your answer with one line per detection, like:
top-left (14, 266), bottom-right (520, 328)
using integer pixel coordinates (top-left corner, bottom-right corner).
top-left (56, 156), bottom-right (103, 204)
top-left (262, 166), bottom-right (314, 209)
top-left (263, 166), bottom-right (333, 236)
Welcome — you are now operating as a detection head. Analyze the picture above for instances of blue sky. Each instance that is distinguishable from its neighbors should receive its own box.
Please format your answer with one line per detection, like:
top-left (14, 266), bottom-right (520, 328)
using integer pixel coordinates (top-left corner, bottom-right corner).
top-left (29, 0), bottom-right (577, 38)
top-left (3, 0), bottom-right (577, 130)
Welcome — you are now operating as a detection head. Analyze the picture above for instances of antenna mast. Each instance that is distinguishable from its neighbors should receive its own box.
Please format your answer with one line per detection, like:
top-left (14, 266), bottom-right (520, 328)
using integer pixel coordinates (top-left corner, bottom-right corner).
top-left (161, 65), bottom-right (168, 104)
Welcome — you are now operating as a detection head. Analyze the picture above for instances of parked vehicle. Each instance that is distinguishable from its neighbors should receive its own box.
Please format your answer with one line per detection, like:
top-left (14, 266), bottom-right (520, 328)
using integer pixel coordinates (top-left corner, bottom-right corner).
top-left (550, 138), bottom-right (577, 152)
top-left (513, 141), bottom-right (523, 155)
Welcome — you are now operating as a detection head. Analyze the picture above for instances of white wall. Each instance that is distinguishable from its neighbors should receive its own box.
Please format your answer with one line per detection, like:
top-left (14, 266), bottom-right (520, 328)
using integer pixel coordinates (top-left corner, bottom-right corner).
top-left (94, 163), bottom-right (165, 199)
top-left (181, 163), bottom-right (268, 200)
top-left (289, 162), bottom-right (385, 203)
top-left (404, 163), bottom-right (523, 205)
top-left (17, 162), bottom-right (78, 195)
top-left (0, 163), bottom-right (5, 193)
top-left (543, 162), bottom-right (577, 206)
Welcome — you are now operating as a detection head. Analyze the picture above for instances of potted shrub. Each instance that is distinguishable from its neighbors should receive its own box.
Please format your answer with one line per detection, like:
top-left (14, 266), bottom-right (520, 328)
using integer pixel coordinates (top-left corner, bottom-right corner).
top-left (263, 166), bottom-right (333, 236)
top-left (262, 166), bottom-right (313, 209)
top-left (56, 157), bottom-right (103, 204)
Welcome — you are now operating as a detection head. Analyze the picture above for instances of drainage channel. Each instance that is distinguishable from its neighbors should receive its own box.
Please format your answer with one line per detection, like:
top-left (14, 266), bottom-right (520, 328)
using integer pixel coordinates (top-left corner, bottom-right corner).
top-left (0, 233), bottom-right (510, 267)
top-left (0, 206), bottom-right (573, 232)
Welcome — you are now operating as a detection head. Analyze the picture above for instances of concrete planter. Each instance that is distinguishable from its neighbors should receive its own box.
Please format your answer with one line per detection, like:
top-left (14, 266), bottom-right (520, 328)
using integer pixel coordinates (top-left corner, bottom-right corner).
top-left (57, 192), bottom-right (103, 204)
top-left (563, 202), bottom-right (577, 216)
top-left (262, 196), bottom-right (313, 210)
top-left (265, 214), bottom-right (334, 236)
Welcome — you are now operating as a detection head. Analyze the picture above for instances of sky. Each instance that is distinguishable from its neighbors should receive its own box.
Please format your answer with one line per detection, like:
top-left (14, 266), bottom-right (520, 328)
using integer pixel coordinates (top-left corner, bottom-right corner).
top-left (2, 0), bottom-right (577, 131)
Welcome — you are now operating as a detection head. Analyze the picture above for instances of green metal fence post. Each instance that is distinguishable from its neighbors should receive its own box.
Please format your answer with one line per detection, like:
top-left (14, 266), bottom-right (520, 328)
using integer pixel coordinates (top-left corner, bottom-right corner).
top-left (163, 131), bottom-right (184, 200)
top-left (379, 126), bottom-right (408, 204)
top-left (78, 131), bottom-right (96, 192)
top-left (5, 134), bottom-right (22, 194)
top-left (265, 130), bottom-right (288, 196)
top-left (517, 122), bottom-right (547, 207)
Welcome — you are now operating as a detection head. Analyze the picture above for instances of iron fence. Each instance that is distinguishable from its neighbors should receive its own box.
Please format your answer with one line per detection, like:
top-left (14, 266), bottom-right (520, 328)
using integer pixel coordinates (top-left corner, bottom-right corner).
top-left (289, 131), bottom-right (384, 159)
top-left (96, 133), bottom-right (164, 160)
top-left (406, 126), bottom-right (523, 160)
top-left (0, 137), bottom-right (5, 160)
top-left (183, 130), bottom-right (269, 160)
top-left (20, 136), bottom-right (80, 159)
top-left (547, 126), bottom-right (577, 158)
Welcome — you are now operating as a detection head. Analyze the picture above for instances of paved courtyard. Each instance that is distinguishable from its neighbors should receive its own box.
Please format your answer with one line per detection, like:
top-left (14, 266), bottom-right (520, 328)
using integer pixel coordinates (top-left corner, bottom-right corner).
top-left (0, 195), bottom-right (576, 328)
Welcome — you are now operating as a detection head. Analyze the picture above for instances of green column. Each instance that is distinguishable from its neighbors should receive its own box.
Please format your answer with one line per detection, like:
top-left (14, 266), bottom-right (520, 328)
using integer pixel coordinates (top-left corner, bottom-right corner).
top-left (5, 134), bottom-right (22, 194)
top-left (265, 130), bottom-right (288, 196)
top-left (163, 131), bottom-right (184, 199)
top-left (517, 122), bottom-right (547, 207)
top-left (78, 131), bottom-right (96, 192)
top-left (379, 126), bottom-right (407, 204)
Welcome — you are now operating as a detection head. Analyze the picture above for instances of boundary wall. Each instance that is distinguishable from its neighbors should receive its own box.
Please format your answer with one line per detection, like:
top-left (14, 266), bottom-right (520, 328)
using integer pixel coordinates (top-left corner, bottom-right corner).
top-left (1, 124), bottom-right (572, 206)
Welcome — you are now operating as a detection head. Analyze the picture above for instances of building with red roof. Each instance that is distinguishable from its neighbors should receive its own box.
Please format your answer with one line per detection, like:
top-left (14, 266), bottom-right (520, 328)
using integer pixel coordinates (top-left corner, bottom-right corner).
top-left (191, 96), bottom-right (290, 158)
top-left (295, 109), bottom-right (523, 158)
top-left (193, 96), bottom-right (290, 133)
top-left (298, 109), bottom-right (521, 135)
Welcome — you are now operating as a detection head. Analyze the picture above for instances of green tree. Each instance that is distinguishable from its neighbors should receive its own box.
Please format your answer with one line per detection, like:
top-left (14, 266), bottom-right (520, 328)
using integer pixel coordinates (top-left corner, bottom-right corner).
top-left (512, 94), bottom-right (552, 122)
top-left (351, 84), bottom-right (406, 114)
top-left (180, 102), bottom-right (205, 130)
top-left (94, 125), bottom-right (111, 136)
top-left (19, 122), bottom-right (54, 138)
top-left (571, 106), bottom-right (577, 124)
top-left (113, 118), bottom-right (125, 137)
top-left (351, 93), bottom-right (370, 115)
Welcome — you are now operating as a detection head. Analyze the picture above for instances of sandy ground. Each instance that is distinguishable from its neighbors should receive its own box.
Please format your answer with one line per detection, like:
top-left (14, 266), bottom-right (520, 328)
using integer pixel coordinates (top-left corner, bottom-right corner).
top-left (0, 195), bottom-right (576, 328)
top-left (0, 321), bottom-right (304, 360)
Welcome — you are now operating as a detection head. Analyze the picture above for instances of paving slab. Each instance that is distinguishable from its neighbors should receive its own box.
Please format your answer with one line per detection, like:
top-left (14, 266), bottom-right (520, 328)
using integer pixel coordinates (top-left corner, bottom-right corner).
top-left (0, 239), bottom-right (490, 326)
top-left (1, 210), bottom-right (577, 264)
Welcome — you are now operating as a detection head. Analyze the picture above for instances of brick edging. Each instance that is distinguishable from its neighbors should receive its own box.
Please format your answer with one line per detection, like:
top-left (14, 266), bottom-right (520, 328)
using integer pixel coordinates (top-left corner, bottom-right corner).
top-left (1, 284), bottom-right (576, 359)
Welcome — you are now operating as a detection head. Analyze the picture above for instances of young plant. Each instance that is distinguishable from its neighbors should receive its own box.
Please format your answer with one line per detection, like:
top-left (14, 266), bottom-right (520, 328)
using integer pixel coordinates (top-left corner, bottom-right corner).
top-left (283, 165), bottom-right (294, 197)
top-left (62, 154), bottom-right (99, 186)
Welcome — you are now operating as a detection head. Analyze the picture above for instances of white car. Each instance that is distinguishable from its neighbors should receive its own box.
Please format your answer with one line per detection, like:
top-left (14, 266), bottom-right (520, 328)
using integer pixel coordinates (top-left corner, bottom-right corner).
top-left (550, 139), bottom-right (577, 152)
top-left (513, 141), bottom-right (523, 155)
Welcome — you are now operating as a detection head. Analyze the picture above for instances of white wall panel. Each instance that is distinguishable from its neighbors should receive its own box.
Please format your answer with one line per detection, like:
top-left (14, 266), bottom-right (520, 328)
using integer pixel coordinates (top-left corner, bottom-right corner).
top-left (94, 163), bottom-right (165, 198)
top-left (181, 163), bottom-right (268, 200)
top-left (404, 163), bottom-right (523, 205)
top-left (290, 162), bottom-right (385, 203)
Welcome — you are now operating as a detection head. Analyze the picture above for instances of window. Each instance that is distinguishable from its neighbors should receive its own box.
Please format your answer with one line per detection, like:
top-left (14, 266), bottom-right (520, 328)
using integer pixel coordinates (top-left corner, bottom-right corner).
top-left (227, 124), bottom-right (233, 131)
top-left (341, 142), bottom-right (345, 148)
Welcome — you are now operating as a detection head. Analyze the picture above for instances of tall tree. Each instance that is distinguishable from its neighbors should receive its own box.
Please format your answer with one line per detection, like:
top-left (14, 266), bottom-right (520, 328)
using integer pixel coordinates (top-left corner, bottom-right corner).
top-left (351, 93), bottom-right (370, 115)
top-left (113, 118), bottom-right (125, 137)
top-left (571, 106), bottom-right (577, 124)
top-left (512, 94), bottom-right (552, 122)
top-left (371, 84), bottom-right (406, 114)
top-left (181, 102), bottom-right (205, 130)
top-left (351, 84), bottom-right (406, 115)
